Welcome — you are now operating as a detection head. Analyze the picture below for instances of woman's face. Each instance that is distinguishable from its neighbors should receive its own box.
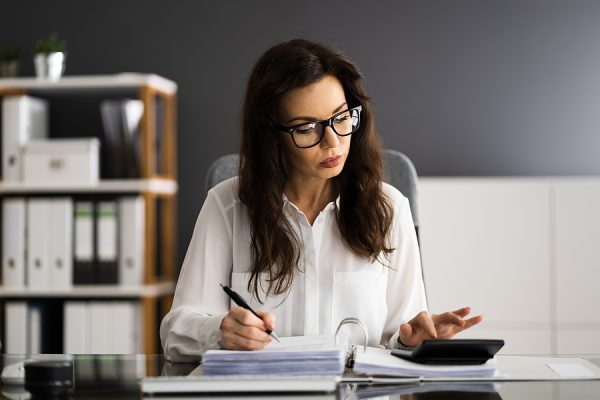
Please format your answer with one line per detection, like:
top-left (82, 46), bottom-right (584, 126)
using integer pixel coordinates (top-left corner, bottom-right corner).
top-left (279, 75), bottom-right (352, 184)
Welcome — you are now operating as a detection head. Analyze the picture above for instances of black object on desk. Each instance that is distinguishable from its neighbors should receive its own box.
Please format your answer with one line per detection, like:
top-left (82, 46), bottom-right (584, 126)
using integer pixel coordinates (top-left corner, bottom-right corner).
top-left (392, 339), bottom-right (505, 365)
top-left (24, 360), bottom-right (74, 398)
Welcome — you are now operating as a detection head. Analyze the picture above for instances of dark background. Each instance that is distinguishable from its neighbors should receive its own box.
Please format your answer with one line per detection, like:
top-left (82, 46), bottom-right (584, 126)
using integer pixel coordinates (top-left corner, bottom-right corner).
top-left (2, 0), bottom-right (600, 264)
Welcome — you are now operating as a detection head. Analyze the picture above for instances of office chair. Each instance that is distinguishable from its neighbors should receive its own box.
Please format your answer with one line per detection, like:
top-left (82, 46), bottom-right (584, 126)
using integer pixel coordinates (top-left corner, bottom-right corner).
top-left (205, 150), bottom-right (419, 233)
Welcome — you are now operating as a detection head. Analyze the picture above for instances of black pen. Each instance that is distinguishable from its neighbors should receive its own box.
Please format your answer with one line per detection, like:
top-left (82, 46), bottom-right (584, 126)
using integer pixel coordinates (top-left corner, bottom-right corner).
top-left (220, 284), bottom-right (281, 342)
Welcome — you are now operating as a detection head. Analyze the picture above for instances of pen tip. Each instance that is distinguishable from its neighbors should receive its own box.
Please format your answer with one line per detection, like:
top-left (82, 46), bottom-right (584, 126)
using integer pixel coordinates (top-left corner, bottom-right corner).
top-left (219, 283), bottom-right (224, 288)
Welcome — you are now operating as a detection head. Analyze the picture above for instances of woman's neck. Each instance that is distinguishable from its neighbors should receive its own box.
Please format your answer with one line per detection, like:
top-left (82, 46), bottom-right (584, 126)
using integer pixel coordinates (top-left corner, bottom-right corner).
top-left (284, 176), bottom-right (335, 225)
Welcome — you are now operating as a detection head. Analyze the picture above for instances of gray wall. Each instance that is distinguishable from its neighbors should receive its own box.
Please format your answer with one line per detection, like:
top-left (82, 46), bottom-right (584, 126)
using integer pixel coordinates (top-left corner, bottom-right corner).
top-left (2, 0), bottom-right (600, 264)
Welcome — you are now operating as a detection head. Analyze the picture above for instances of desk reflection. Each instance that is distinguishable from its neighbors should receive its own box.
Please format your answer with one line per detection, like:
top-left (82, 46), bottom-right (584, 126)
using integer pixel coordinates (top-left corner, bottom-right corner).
top-left (2, 355), bottom-right (600, 400)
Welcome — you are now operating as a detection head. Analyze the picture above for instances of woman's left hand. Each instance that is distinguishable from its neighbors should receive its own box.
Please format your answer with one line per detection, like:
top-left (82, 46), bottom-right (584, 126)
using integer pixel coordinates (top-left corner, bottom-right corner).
top-left (398, 307), bottom-right (483, 347)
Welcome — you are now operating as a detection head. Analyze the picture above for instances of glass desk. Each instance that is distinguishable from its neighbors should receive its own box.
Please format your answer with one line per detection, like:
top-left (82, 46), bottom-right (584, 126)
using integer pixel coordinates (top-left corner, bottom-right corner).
top-left (1, 354), bottom-right (599, 399)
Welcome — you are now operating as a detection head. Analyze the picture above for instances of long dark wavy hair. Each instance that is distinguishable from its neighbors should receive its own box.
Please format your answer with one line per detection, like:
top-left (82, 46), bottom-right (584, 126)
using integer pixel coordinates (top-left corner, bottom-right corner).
top-left (239, 39), bottom-right (394, 301)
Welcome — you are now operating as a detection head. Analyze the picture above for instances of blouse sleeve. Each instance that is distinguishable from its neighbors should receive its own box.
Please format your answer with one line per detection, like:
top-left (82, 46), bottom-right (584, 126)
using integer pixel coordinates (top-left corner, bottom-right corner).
top-left (380, 189), bottom-right (428, 349)
top-left (159, 189), bottom-right (233, 362)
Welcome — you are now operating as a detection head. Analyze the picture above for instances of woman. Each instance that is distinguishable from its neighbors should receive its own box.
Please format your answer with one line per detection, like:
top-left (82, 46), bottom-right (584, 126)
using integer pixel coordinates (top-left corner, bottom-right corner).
top-left (160, 39), bottom-right (482, 361)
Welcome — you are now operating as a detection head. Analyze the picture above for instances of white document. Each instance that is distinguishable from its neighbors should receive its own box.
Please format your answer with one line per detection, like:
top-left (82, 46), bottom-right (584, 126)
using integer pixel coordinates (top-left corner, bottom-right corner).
top-left (354, 346), bottom-right (498, 378)
top-left (28, 304), bottom-right (42, 354)
top-left (2, 95), bottom-right (48, 181)
top-left (202, 335), bottom-right (345, 376)
top-left (49, 198), bottom-right (73, 288)
top-left (110, 301), bottom-right (141, 354)
top-left (63, 301), bottom-right (88, 354)
top-left (26, 198), bottom-right (51, 289)
top-left (354, 350), bottom-right (600, 382)
top-left (2, 198), bottom-right (27, 288)
top-left (118, 196), bottom-right (145, 285)
top-left (5, 301), bottom-right (28, 354)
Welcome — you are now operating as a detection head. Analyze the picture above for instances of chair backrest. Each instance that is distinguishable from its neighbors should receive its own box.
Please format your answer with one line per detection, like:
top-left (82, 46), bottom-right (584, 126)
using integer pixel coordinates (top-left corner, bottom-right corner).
top-left (382, 149), bottom-right (419, 229)
top-left (204, 154), bottom-right (240, 195)
top-left (205, 150), bottom-right (419, 229)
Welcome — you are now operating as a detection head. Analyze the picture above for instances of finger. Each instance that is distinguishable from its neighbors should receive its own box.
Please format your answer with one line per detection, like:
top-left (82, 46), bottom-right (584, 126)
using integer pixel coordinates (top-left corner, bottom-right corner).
top-left (421, 314), bottom-right (438, 339)
top-left (224, 330), bottom-right (270, 351)
top-left (451, 307), bottom-right (471, 317)
top-left (256, 311), bottom-right (276, 332)
top-left (230, 307), bottom-right (265, 328)
top-left (436, 312), bottom-right (465, 327)
top-left (462, 315), bottom-right (484, 329)
top-left (233, 324), bottom-right (273, 343)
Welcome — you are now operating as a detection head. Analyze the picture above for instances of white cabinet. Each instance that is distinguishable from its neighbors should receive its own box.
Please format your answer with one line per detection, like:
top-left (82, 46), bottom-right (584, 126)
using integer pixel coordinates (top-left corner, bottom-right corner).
top-left (419, 177), bottom-right (600, 355)
top-left (554, 180), bottom-right (600, 354)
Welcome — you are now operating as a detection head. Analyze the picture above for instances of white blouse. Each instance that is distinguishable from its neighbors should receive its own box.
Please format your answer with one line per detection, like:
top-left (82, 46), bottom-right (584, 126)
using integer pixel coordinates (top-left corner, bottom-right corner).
top-left (160, 177), bottom-right (427, 362)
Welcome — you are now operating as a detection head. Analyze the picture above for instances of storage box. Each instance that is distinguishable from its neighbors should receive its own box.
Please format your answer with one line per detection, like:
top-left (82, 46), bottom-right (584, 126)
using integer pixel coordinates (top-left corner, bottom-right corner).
top-left (23, 138), bottom-right (100, 184)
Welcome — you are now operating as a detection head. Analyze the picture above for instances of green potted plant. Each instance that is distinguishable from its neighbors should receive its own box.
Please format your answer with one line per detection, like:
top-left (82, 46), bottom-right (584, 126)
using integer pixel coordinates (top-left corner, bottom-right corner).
top-left (0, 47), bottom-right (21, 78)
top-left (34, 32), bottom-right (67, 80)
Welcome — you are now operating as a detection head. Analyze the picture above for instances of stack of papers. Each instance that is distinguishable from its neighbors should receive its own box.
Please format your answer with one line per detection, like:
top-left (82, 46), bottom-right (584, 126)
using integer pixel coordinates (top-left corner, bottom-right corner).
top-left (353, 347), bottom-right (498, 378)
top-left (202, 335), bottom-right (345, 376)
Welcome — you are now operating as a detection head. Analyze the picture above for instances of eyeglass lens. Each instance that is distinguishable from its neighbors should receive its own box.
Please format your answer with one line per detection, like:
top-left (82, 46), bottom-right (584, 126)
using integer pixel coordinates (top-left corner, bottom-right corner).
top-left (292, 108), bottom-right (360, 148)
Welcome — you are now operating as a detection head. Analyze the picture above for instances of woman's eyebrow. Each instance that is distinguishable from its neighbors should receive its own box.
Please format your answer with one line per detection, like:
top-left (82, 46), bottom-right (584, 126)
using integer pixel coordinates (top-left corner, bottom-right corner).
top-left (286, 102), bottom-right (348, 124)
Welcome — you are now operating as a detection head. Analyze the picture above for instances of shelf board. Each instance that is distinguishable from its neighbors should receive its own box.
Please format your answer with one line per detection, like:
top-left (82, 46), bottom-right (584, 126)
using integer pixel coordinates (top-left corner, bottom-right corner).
top-left (0, 73), bottom-right (177, 95)
top-left (0, 178), bottom-right (177, 194)
top-left (0, 281), bottom-right (175, 298)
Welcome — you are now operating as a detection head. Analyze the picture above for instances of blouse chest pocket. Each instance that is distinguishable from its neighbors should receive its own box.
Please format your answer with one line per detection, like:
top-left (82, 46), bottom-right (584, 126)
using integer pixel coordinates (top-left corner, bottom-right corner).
top-left (332, 270), bottom-right (388, 345)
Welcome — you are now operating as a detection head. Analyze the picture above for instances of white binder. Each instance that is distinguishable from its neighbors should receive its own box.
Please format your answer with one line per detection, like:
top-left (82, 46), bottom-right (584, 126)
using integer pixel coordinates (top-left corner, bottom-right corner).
top-left (26, 198), bottom-right (51, 289)
top-left (2, 198), bottom-right (27, 288)
top-left (49, 198), bottom-right (74, 288)
top-left (63, 301), bottom-right (88, 354)
top-left (5, 301), bottom-right (28, 354)
top-left (111, 301), bottom-right (141, 354)
top-left (89, 302), bottom-right (110, 354)
top-left (2, 95), bottom-right (48, 181)
top-left (119, 196), bottom-right (145, 285)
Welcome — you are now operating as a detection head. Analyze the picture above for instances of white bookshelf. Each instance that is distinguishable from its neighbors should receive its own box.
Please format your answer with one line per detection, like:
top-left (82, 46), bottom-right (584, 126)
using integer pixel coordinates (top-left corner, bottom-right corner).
top-left (0, 281), bottom-right (175, 298)
top-left (0, 73), bottom-right (177, 95)
top-left (0, 73), bottom-right (178, 357)
top-left (0, 178), bottom-right (177, 194)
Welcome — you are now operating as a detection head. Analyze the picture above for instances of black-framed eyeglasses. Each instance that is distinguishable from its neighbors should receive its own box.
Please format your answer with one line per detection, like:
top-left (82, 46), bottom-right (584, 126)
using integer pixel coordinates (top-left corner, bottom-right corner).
top-left (279, 105), bottom-right (362, 148)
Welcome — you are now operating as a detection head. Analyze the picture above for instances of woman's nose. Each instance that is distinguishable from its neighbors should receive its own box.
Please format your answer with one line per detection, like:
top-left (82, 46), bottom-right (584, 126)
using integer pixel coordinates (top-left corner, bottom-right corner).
top-left (321, 126), bottom-right (339, 148)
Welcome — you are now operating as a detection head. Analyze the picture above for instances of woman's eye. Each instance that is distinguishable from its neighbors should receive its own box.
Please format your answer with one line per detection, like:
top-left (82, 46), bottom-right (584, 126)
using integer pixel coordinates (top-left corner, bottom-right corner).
top-left (334, 115), bottom-right (349, 123)
top-left (295, 125), bottom-right (316, 134)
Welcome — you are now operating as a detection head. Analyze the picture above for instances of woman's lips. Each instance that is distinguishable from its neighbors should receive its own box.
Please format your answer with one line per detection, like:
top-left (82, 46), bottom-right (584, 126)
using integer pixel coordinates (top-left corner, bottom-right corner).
top-left (320, 155), bottom-right (342, 168)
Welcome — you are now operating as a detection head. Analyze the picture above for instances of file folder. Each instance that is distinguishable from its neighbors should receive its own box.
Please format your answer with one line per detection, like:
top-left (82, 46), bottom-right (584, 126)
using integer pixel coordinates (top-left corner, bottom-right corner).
top-left (63, 301), bottom-right (88, 354)
top-left (73, 201), bottom-right (94, 285)
top-left (119, 196), bottom-right (145, 285)
top-left (96, 201), bottom-right (118, 284)
top-left (2, 198), bottom-right (26, 288)
top-left (2, 95), bottom-right (48, 181)
top-left (5, 301), bottom-right (27, 354)
top-left (89, 302), bottom-right (110, 354)
top-left (110, 301), bottom-right (140, 354)
top-left (49, 198), bottom-right (73, 288)
top-left (27, 198), bottom-right (50, 289)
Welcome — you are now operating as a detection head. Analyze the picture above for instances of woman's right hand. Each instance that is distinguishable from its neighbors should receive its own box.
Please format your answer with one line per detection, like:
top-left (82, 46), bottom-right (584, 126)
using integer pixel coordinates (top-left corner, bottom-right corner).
top-left (220, 306), bottom-right (275, 350)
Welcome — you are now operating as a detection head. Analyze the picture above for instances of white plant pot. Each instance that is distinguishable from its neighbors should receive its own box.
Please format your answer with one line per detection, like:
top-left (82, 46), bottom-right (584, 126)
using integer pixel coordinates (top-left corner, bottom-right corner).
top-left (34, 52), bottom-right (65, 80)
